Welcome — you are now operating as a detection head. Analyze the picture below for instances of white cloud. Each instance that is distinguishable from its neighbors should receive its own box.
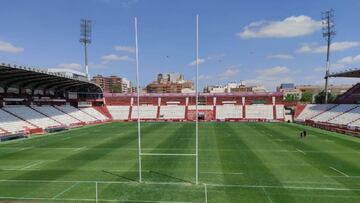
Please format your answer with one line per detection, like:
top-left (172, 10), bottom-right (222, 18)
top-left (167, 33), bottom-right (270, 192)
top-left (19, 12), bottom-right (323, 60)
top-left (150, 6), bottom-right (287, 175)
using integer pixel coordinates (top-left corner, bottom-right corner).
top-left (313, 54), bottom-right (360, 73)
top-left (101, 54), bottom-right (133, 64)
top-left (296, 41), bottom-right (360, 53)
top-left (238, 15), bottom-right (321, 39)
top-left (189, 58), bottom-right (205, 66)
top-left (244, 66), bottom-right (292, 91)
top-left (57, 63), bottom-right (82, 70)
top-left (267, 54), bottom-right (294, 60)
top-left (0, 41), bottom-right (24, 53)
top-left (219, 67), bottom-right (240, 79)
top-left (257, 66), bottom-right (289, 78)
top-left (114, 45), bottom-right (135, 53)
top-left (337, 54), bottom-right (360, 65)
top-left (188, 54), bottom-right (225, 66)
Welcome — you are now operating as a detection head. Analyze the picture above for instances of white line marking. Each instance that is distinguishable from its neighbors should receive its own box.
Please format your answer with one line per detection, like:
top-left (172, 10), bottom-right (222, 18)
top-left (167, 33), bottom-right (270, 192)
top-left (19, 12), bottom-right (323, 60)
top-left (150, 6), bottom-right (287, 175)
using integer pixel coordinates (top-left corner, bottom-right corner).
top-left (140, 153), bottom-right (197, 156)
top-left (20, 161), bottom-right (43, 170)
top-left (73, 147), bottom-right (86, 152)
top-left (324, 175), bottom-right (360, 178)
top-left (0, 196), bottom-right (202, 203)
top-left (261, 187), bottom-right (273, 203)
top-left (296, 148), bottom-right (306, 155)
top-left (207, 183), bottom-right (360, 191)
top-left (52, 182), bottom-right (79, 199)
top-left (0, 179), bottom-right (359, 191)
top-left (201, 172), bottom-right (243, 175)
top-left (282, 181), bottom-right (342, 185)
top-left (204, 184), bottom-right (208, 203)
top-left (61, 137), bottom-right (71, 141)
top-left (329, 167), bottom-right (349, 177)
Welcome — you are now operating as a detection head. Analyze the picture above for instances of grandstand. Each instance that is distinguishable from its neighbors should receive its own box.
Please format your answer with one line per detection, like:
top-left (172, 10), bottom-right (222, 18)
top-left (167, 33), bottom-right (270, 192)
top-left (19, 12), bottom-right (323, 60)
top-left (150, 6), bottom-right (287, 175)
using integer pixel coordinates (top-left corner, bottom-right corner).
top-left (292, 69), bottom-right (360, 135)
top-left (0, 62), bottom-right (360, 202)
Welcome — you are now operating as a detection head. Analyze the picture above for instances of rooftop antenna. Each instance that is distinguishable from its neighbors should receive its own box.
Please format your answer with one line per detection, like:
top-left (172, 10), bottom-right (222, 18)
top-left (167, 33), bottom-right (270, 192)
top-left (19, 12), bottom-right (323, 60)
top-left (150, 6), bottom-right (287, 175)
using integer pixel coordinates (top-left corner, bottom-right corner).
top-left (322, 9), bottom-right (336, 103)
top-left (80, 19), bottom-right (92, 80)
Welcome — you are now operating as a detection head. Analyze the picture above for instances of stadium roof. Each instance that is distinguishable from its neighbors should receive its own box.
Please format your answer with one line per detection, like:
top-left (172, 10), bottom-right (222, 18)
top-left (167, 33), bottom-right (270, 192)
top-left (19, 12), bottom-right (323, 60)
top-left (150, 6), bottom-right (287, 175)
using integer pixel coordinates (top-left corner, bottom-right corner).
top-left (329, 68), bottom-right (360, 78)
top-left (0, 63), bottom-right (102, 93)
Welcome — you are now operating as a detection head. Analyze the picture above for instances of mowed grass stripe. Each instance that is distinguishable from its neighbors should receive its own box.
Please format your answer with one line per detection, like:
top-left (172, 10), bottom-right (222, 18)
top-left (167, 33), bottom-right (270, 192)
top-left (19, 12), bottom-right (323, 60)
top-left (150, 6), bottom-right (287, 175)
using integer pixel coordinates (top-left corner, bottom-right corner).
top-left (0, 122), bottom-right (170, 198)
top-left (258, 123), bottom-right (360, 197)
top-left (215, 122), bottom-right (296, 202)
top-left (0, 122), bottom-right (359, 202)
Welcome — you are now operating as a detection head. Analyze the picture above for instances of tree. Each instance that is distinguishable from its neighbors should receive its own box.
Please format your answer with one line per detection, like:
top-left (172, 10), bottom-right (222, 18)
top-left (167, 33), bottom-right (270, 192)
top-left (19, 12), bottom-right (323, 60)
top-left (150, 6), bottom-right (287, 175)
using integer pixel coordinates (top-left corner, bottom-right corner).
top-left (314, 90), bottom-right (335, 104)
top-left (111, 83), bottom-right (122, 93)
top-left (300, 92), bottom-right (313, 102)
top-left (284, 94), bottom-right (299, 102)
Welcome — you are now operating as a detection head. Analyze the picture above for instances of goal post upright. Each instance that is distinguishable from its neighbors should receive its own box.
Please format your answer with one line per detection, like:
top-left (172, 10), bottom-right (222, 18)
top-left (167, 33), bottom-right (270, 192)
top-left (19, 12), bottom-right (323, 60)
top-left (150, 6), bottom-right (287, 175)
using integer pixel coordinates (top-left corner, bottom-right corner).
top-left (134, 16), bottom-right (142, 183)
top-left (195, 14), bottom-right (199, 185)
top-left (132, 15), bottom-right (199, 185)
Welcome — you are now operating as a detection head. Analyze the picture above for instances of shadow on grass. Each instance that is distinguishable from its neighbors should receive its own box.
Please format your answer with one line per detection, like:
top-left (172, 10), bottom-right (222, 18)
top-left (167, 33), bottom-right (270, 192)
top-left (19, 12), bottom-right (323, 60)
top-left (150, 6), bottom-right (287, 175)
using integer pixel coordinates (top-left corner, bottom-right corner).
top-left (149, 170), bottom-right (193, 184)
top-left (102, 170), bottom-right (137, 182)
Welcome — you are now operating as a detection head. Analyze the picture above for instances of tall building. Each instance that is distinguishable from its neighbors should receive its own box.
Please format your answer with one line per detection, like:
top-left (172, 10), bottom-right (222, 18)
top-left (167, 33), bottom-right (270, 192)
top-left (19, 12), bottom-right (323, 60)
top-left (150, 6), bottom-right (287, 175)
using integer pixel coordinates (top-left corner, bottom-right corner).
top-left (146, 72), bottom-right (194, 93)
top-left (91, 75), bottom-right (132, 93)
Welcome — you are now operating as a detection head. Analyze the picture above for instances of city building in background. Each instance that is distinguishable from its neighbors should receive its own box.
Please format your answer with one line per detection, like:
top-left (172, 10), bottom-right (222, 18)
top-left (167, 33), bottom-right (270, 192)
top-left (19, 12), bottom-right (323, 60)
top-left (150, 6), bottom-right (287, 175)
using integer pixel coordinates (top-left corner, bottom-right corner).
top-left (277, 83), bottom-right (353, 102)
top-left (91, 75), bottom-right (132, 93)
top-left (203, 82), bottom-right (266, 93)
top-left (146, 72), bottom-right (194, 93)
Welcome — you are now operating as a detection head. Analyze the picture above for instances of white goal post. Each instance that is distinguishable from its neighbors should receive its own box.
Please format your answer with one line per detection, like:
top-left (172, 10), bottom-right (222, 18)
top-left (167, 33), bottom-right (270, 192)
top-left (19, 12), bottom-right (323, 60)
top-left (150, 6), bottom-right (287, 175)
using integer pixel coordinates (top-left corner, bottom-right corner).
top-left (134, 15), bottom-right (200, 184)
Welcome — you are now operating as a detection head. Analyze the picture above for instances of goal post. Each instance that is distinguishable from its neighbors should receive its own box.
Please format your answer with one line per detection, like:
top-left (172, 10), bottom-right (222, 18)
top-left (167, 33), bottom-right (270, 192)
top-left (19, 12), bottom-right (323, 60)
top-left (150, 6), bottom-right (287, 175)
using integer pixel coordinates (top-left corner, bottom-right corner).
top-left (134, 15), bottom-right (200, 184)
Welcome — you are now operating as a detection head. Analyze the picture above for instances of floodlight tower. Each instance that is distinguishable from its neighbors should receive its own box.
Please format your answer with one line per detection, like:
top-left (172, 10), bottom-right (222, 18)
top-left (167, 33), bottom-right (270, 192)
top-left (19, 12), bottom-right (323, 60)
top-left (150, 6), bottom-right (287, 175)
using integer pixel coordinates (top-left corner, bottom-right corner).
top-left (80, 19), bottom-right (92, 80)
top-left (322, 9), bottom-right (336, 103)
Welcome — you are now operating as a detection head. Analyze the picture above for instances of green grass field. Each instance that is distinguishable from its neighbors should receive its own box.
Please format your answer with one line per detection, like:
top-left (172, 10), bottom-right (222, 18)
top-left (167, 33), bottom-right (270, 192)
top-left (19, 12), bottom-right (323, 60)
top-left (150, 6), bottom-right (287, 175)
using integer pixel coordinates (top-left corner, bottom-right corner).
top-left (0, 122), bottom-right (359, 203)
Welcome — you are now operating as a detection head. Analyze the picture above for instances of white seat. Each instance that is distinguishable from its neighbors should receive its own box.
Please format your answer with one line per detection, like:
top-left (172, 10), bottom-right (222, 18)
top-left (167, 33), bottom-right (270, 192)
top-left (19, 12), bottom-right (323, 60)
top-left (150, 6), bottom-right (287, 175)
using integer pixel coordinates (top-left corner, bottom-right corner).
top-left (0, 108), bottom-right (35, 133)
top-left (276, 105), bottom-right (284, 119)
top-left (107, 106), bottom-right (130, 120)
top-left (312, 104), bottom-right (358, 122)
top-left (329, 105), bottom-right (360, 125)
top-left (296, 104), bottom-right (335, 121)
top-left (56, 105), bottom-right (98, 123)
top-left (32, 105), bottom-right (80, 126)
top-left (159, 105), bottom-right (185, 119)
top-left (245, 105), bottom-right (273, 119)
top-left (131, 105), bottom-right (157, 119)
top-left (216, 105), bottom-right (242, 119)
top-left (80, 107), bottom-right (109, 121)
top-left (3, 105), bottom-right (61, 129)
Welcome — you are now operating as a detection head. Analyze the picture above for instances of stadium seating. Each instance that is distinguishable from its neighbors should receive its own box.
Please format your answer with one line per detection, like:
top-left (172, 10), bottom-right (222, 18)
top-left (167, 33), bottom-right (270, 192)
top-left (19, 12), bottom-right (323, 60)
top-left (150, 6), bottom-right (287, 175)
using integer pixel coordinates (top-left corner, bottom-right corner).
top-left (348, 118), bottom-right (360, 128)
top-left (296, 104), bottom-right (336, 121)
top-left (107, 106), bottom-right (130, 120)
top-left (32, 105), bottom-right (80, 126)
top-left (0, 108), bottom-right (35, 133)
top-left (56, 105), bottom-right (97, 123)
top-left (159, 105), bottom-right (185, 119)
top-left (131, 105), bottom-right (158, 119)
top-left (188, 105), bottom-right (213, 110)
top-left (3, 105), bottom-right (62, 129)
top-left (328, 105), bottom-right (360, 125)
top-left (80, 107), bottom-right (109, 121)
top-left (275, 105), bottom-right (285, 119)
top-left (215, 105), bottom-right (242, 119)
top-left (245, 105), bottom-right (273, 119)
top-left (312, 104), bottom-right (358, 122)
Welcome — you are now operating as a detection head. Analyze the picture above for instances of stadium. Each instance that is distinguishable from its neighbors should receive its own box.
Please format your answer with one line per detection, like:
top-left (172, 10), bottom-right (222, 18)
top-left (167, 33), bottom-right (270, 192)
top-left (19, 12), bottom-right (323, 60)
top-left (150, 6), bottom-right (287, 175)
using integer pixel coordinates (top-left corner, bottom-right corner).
top-left (0, 63), bottom-right (360, 202)
top-left (0, 1), bottom-right (360, 203)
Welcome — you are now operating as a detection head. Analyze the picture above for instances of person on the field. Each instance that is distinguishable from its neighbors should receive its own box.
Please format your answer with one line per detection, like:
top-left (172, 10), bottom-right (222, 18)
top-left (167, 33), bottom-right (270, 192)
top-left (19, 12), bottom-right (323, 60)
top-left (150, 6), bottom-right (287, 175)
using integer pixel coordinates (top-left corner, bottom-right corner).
top-left (299, 132), bottom-right (303, 138)
top-left (303, 130), bottom-right (307, 137)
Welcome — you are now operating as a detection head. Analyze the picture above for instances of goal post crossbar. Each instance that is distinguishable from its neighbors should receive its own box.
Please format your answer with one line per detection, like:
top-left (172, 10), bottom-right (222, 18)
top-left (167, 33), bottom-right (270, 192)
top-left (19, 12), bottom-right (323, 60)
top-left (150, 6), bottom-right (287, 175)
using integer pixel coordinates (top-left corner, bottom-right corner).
top-left (140, 153), bottom-right (197, 156)
top-left (134, 15), bottom-right (200, 184)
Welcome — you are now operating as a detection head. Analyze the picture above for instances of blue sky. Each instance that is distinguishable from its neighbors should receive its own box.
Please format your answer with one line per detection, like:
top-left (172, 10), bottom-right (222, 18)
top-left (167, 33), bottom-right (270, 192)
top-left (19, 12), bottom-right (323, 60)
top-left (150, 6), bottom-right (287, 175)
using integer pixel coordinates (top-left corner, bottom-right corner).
top-left (0, 0), bottom-right (359, 91)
